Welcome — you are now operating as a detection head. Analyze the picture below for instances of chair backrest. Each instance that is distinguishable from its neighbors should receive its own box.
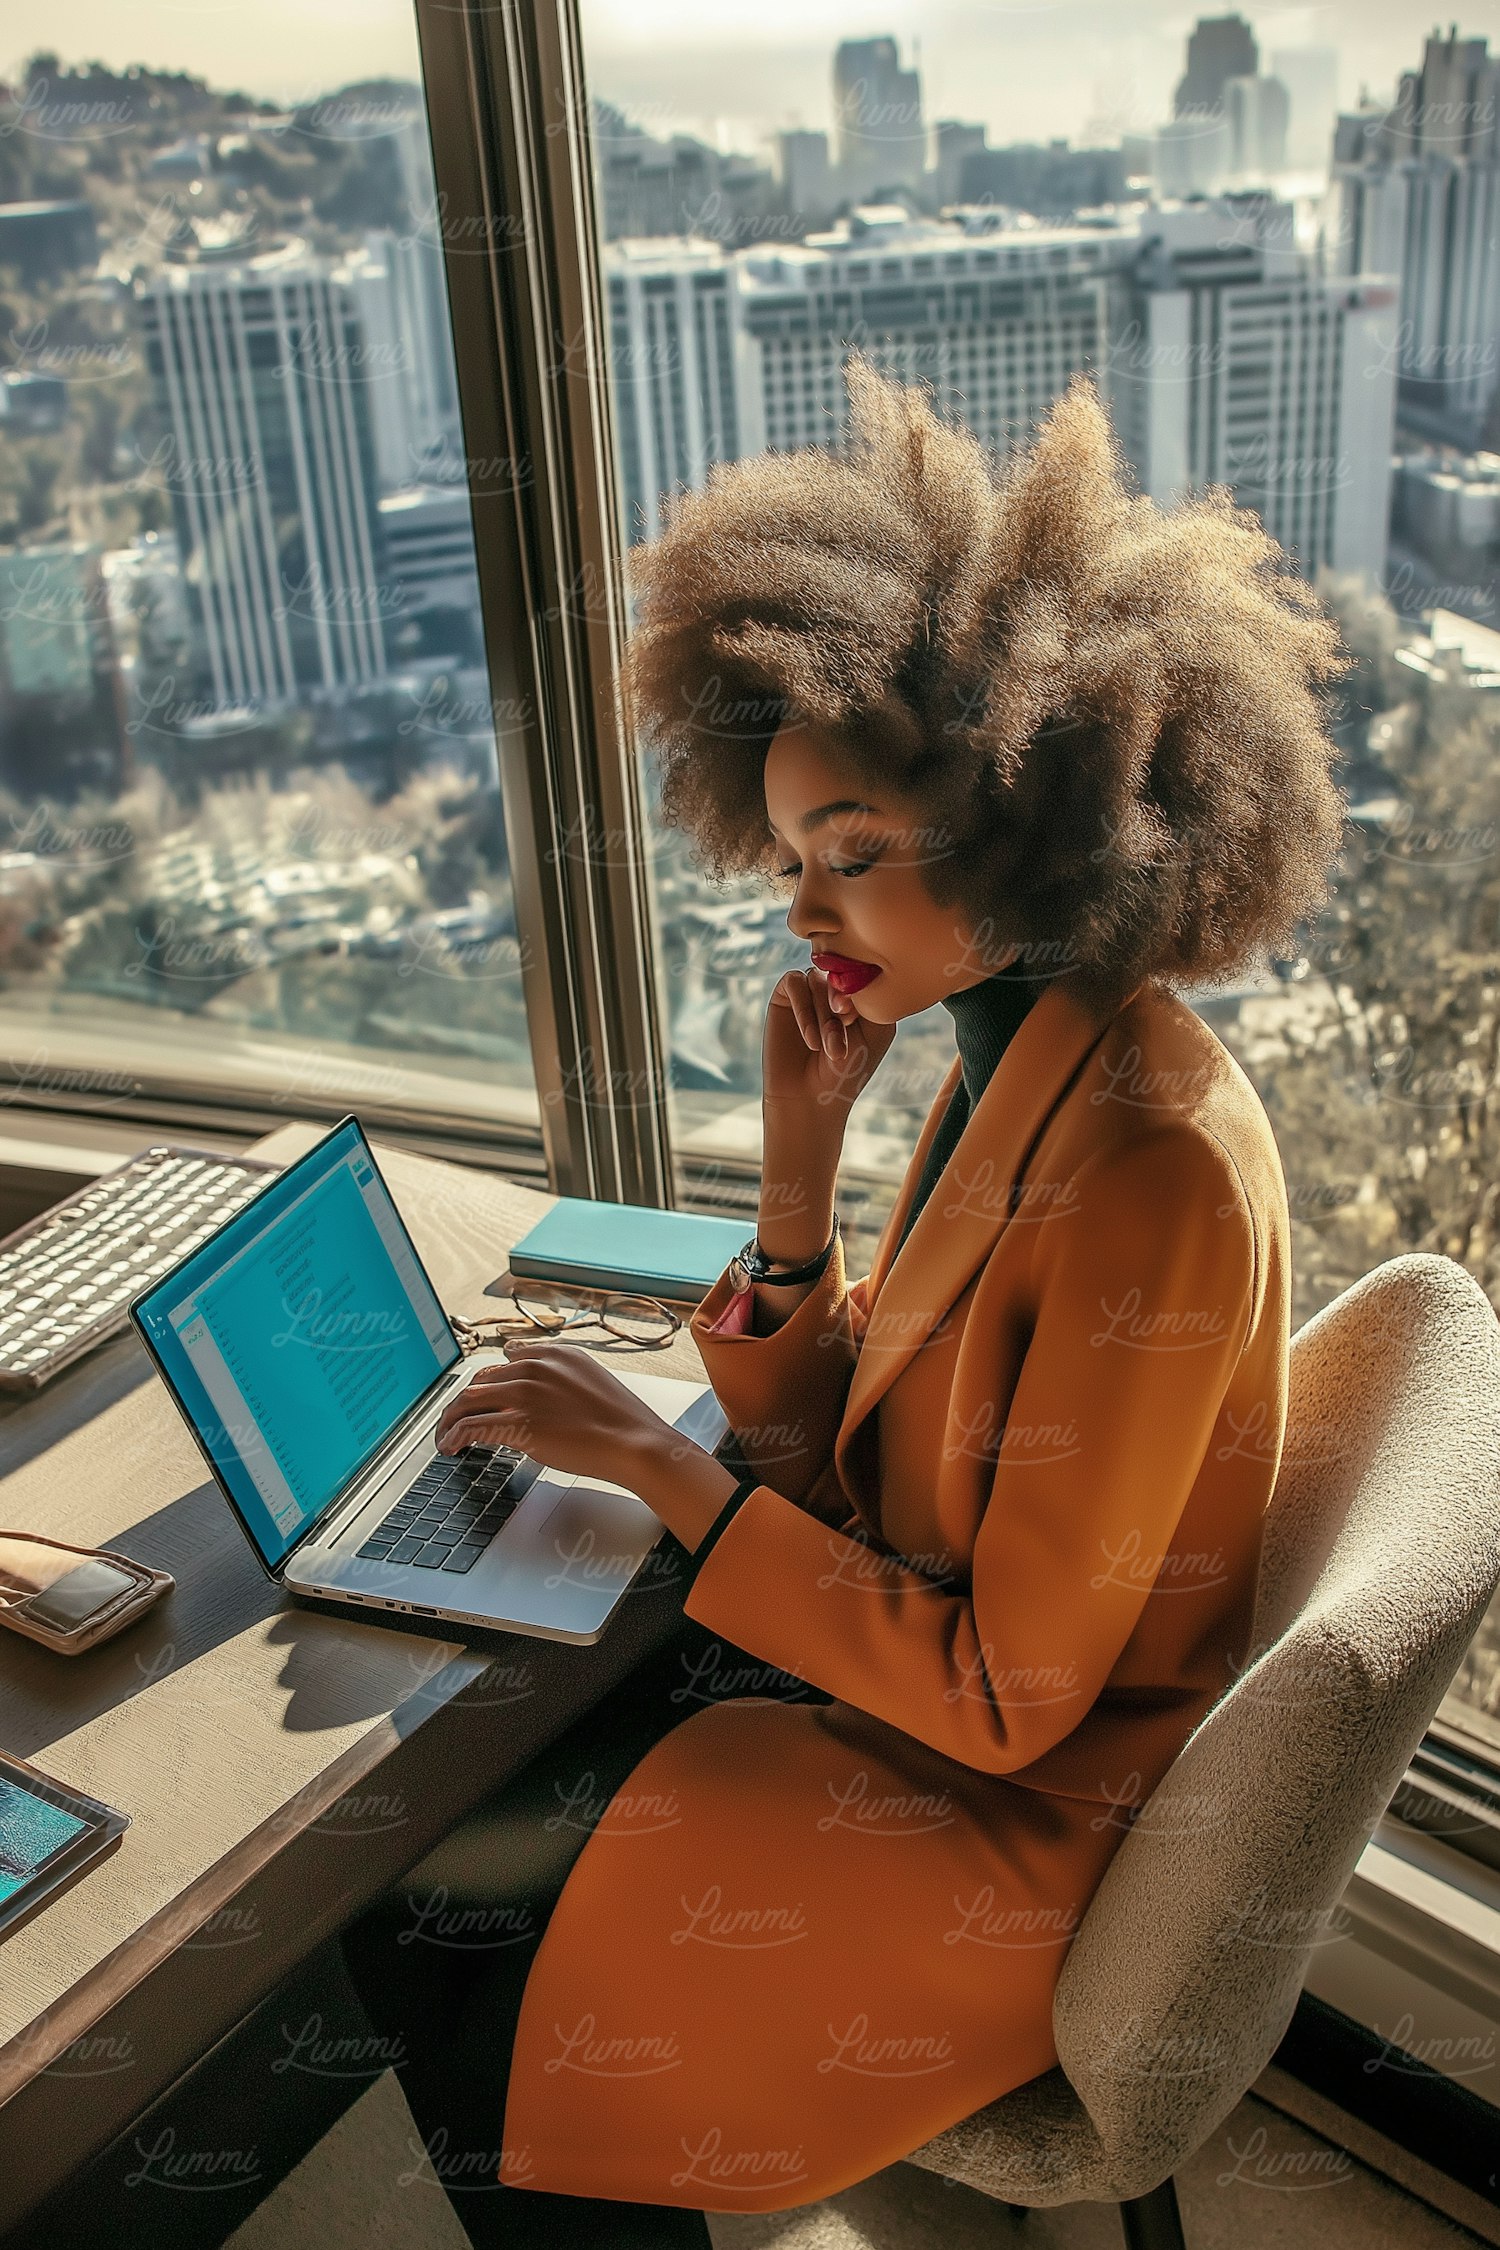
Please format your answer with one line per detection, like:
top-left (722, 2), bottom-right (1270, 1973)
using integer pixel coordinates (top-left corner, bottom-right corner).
top-left (1051, 1252), bottom-right (1500, 2183)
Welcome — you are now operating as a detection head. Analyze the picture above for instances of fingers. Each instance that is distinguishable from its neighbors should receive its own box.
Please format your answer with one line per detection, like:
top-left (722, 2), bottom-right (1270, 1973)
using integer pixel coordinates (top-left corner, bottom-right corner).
top-left (807, 967), bottom-right (850, 1056)
top-left (436, 1413), bottom-right (523, 1455)
top-left (772, 968), bottom-right (851, 1054)
top-left (435, 1369), bottom-right (531, 1443)
top-left (773, 970), bottom-right (817, 1049)
top-left (819, 969), bottom-right (854, 1019)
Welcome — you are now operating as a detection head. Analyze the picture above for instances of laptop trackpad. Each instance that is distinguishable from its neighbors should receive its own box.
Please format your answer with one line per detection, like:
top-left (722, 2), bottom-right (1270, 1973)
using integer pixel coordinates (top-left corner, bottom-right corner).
top-left (501, 1471), bottom-right (662, 1589)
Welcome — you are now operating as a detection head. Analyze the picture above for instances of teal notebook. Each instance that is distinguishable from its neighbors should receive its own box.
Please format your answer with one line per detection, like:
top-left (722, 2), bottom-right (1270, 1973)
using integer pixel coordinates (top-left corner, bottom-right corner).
top-left (506, 1197), bottom-right (749, 1303)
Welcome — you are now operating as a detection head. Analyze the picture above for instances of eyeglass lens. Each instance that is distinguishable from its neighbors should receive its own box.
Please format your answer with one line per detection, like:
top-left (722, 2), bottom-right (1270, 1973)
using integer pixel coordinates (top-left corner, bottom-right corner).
top-left (511, 1283), bottom-right (674, 1343)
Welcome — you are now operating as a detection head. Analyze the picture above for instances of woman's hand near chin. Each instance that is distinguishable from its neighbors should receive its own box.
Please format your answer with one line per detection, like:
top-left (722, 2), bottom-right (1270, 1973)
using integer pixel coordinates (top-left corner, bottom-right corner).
top-left (763, 964), bottom-right (897, 1125)
top-left (754, 964), bottom-right (896, 1291)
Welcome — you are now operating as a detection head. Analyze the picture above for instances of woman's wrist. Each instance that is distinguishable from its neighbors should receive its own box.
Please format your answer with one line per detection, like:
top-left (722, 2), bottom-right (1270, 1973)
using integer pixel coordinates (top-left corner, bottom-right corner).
top-left (750, 1208), bottom-right (837, 1271)
top-left (754, 1161), bottom-right (838, 1269)
top-left (623, 1426), bottom-right (744, 1552)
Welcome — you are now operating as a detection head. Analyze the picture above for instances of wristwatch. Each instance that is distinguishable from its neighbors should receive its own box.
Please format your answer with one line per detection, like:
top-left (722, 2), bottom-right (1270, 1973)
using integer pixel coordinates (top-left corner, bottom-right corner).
top-left (728, 1211), bottom-right (840, 1293)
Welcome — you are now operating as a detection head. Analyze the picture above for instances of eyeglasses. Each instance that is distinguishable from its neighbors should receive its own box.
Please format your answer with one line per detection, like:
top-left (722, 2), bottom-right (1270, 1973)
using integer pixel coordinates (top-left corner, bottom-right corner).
top-left (450, 1281), bottom-right (681, 1353)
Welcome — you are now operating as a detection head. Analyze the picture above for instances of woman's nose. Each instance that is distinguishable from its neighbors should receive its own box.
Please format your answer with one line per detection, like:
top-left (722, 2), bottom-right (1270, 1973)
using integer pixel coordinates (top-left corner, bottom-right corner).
top-left (785, 883), bottom-right (831, 947)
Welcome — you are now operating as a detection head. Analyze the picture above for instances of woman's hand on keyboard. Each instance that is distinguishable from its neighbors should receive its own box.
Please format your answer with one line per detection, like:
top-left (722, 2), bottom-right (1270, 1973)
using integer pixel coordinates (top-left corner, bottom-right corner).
top-left (434, 1339), bottom-right (674, 1484)
top-left (434, 1339), bottom-right (743, 1546)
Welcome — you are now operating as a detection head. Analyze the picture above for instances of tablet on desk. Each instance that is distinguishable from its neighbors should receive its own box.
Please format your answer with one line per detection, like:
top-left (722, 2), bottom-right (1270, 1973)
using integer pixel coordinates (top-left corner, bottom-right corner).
top-left (0, 1750), bottom-right (129, 1944)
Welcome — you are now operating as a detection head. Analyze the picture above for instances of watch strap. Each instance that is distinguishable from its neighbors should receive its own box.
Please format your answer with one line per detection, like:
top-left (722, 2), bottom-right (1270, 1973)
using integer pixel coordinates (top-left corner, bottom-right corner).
top-left (731, 1211), bottom-right (840, 1291)
top-left (691, 1471), bottom-right (760, 1565)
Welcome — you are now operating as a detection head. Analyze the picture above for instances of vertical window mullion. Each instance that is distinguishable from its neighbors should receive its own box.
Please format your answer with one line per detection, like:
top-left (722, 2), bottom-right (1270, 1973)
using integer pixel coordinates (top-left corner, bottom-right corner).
top-left (411, 0), bottom-right (672, 1205)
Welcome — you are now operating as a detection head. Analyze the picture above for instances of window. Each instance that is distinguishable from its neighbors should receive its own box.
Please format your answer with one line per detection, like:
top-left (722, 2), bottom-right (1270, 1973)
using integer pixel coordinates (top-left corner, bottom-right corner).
top-left (575, 3), bottom-right (1500, 1783)
top-left (0, 14), bottom-right (535, 1149)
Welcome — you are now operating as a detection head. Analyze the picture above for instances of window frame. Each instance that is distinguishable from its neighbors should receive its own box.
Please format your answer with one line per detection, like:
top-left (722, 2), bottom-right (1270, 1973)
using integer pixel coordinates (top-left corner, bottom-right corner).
top-left (411, 0), bottom-right (673, 1206)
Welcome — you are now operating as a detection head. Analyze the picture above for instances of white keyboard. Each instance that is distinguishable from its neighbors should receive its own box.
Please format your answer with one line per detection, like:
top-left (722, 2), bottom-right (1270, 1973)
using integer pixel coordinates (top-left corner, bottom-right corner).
top-left (0, 1145), bottom-right (279, 1393)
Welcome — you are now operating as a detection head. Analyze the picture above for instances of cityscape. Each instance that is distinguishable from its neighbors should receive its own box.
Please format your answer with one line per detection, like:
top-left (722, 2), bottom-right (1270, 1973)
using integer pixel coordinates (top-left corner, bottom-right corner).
top-left (1, 20), bottom-right (1500, 1420)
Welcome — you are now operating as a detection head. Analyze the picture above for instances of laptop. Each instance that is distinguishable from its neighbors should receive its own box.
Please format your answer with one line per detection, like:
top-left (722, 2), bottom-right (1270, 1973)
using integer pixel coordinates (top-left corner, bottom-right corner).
top-left (129, 1117), bottom-right (729, 1645)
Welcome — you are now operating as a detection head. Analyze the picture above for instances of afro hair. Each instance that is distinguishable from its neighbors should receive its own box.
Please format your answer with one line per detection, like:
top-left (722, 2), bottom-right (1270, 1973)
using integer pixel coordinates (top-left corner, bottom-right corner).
top-left (620, 351), bottom-right (1351, 997)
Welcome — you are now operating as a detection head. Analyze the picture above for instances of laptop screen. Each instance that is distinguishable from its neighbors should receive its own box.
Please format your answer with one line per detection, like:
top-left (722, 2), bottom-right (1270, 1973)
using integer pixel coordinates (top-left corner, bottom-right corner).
top-left (132, 1119), bottom-right (460, 1572)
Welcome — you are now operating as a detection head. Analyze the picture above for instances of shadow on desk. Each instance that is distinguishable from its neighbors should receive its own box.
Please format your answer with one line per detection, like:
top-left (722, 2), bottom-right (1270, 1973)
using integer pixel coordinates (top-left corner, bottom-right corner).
top-left (0, 1481), bottom-right (454, 1758)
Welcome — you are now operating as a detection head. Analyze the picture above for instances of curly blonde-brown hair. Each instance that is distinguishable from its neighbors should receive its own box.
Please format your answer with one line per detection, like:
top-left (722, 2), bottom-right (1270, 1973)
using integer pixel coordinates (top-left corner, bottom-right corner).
top-left (621, 351), bottom-right (1350, 997)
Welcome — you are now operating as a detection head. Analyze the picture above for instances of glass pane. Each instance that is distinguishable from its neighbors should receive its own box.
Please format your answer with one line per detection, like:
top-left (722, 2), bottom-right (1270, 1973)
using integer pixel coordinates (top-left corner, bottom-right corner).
top-left (578, 9), bottom-right (1500, 1757)
top-left (0, 22), bottom-right (535, 1137)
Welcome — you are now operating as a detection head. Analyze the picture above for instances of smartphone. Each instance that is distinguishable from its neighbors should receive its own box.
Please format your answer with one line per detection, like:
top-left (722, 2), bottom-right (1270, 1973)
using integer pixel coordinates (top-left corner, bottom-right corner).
top-left (0, 1533), bottom-right (173, 1656)
top-left (15, 1557), bottom-right (144, 1634)
top-left (0, 1752), bottom-right (129, 1942)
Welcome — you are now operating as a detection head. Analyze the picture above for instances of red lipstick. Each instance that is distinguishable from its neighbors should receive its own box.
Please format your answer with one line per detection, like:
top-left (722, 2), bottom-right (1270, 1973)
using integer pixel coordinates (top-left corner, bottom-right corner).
top-left (812, 951), bottom-right (882, 994)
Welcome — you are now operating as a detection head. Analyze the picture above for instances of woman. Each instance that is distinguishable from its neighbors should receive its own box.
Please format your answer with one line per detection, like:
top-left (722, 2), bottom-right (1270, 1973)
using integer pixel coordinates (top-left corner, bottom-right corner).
top-left (341, 358), bottom-right (1347, 2242)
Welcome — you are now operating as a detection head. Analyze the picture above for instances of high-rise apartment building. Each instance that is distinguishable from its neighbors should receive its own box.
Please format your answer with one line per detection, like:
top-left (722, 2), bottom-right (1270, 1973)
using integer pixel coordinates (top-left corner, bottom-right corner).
top-left (347, 230), bottom-right (465, 490)
top-left (140, 239), bottom-right (389, 708)
top-left (604, 194), bottom-right (1398, 582)
top-left (605, 239), bottom-right (747, 546)
top-left (1106, 199), bottom-right (1399, 577)
top-left (738, 208), bottom-right (1111, 459)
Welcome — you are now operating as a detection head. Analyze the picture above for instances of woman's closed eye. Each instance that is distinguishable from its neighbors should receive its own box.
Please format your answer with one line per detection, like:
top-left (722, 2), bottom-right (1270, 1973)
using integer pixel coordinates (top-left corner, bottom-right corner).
top-left (775, 860), bottom-right (876, 880)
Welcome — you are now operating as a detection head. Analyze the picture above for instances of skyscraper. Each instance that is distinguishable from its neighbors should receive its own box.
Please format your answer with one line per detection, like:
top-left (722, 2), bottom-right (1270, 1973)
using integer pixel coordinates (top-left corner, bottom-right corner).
top-left (140, 239), bottom-right (389, 708)
top-left (1224, 73), bottom-right (1290, 176)
top-left (605, 238), bottom-right (746, 546)
top-left (603, 192), bottom-right (1398, 585)
top-left (931, 120), bottom-right (988, 207)
top-left (773, 130), bottom-right (834, 225)
top-left (348, 230), bottom-right (465, 490)
top-left (1174, 15), bottom-right (1259, 120)
top-left (832, 38), bottom-right (924, 202)
top-left (388, 107), bottom-right (465, 474)
top-left (1328, 30), bottom-right (1500, 447)
top-left (738, 208), bottom-right (1110, 460)
top-left (1271, 46), bottom-right (1339, 172)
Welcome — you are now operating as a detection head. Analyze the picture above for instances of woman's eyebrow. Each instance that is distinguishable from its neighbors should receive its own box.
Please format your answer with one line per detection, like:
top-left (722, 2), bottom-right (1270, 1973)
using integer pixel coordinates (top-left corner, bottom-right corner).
top-left (768, 800), bottom-right (888, 845)
top-left (799, 798), bottom-right (883, 835)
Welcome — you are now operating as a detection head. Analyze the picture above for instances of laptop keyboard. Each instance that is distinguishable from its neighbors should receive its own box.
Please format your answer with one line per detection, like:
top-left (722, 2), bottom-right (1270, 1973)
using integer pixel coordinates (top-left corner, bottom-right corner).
top-left (356, 1444), bottom-right (534, 1573)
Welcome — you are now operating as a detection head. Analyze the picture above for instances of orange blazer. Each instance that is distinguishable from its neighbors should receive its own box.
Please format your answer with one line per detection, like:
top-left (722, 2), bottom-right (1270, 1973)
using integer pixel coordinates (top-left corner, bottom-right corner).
top-left (499, 971), bottom-right (1290, 2214)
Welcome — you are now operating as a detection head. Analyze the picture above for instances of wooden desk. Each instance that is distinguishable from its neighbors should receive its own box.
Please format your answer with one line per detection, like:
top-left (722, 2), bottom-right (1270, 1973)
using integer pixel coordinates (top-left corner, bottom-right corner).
top-left (0, 1122), bottom-right (711, 2238)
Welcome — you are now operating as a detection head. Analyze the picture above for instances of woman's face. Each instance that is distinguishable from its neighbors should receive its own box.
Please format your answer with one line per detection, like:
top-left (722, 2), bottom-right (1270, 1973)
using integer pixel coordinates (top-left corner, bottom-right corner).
top-left (763, 721), bottom-right (1015, 1024)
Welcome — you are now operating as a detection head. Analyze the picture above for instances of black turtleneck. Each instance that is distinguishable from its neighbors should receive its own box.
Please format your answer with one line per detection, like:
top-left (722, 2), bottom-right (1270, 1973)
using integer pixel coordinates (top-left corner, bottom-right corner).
top-left (894, 957), bottom-right (1044, 1255)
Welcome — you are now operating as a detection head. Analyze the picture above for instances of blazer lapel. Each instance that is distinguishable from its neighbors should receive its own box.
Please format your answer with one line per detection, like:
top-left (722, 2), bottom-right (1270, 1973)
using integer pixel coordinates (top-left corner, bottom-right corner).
top-left (834, 971), bottom-right (1145, 1525)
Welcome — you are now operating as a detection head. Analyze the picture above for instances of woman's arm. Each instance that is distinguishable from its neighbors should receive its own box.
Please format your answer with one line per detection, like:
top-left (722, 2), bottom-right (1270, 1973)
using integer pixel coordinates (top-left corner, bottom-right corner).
top-left (689, 1221), bottom-right (872, 1508)
top-left (678, 1124), bottom-right (1260, 1775)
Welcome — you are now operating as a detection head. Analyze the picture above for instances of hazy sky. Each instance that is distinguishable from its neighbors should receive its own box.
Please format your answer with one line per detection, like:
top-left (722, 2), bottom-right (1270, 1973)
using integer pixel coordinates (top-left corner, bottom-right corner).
top-left (7, 1), bottom-right (1498, 150)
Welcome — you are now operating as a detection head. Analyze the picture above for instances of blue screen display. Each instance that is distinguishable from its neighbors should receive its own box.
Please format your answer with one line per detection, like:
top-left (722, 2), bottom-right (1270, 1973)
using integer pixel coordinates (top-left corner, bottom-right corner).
top-left (132, 1120), bottom-right (459, 1570)
top-left (0, 1778), bottom-right (87, 1904)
